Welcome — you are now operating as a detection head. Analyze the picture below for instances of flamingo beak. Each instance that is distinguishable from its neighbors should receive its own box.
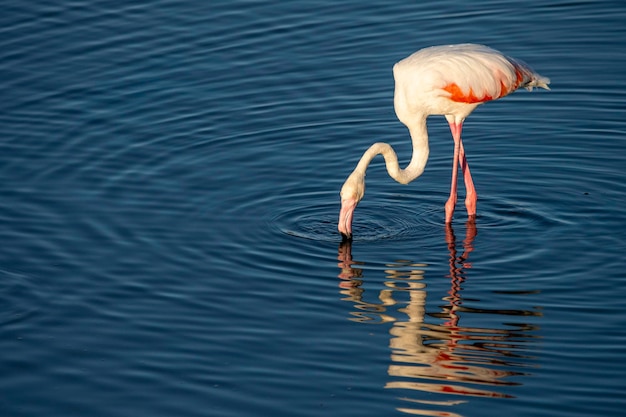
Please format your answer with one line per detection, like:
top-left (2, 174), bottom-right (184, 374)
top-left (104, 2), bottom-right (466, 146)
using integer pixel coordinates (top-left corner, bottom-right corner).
top-left (338, 198), bottom-right (357, 240)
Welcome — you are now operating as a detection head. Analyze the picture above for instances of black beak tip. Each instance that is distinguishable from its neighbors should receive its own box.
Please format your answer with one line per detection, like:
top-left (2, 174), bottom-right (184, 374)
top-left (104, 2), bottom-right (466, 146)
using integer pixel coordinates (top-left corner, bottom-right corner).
top-left (340, 232), bottom-right (352, 242)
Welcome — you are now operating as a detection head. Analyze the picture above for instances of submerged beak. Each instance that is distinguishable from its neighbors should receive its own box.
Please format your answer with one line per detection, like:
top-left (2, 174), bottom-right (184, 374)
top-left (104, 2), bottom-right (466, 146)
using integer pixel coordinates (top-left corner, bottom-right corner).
top-left (338, 198), bottom-right (357, 240)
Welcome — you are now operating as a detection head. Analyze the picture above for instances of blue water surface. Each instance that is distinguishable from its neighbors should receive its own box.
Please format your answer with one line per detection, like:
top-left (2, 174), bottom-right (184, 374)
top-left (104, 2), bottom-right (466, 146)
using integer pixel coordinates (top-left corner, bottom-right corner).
top-left (1, 1), bottom-right (625, 416)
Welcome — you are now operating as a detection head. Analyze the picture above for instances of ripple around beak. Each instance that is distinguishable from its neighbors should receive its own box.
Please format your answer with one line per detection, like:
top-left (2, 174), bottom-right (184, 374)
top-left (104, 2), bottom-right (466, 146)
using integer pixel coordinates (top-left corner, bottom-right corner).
top-left (268, 190), bottom-right (561, 243)
top-left (269, 200), bottom-right (443, 243)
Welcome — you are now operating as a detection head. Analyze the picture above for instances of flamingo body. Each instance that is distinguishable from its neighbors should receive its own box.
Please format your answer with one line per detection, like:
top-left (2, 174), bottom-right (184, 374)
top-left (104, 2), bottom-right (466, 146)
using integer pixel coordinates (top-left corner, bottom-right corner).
top-left (338, 44), bottom-right (549, 239)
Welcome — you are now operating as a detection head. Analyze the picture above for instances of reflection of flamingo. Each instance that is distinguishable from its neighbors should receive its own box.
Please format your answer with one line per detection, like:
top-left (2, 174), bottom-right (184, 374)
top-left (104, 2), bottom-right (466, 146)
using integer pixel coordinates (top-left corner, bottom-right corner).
top-left (443, 221), bottom-right (477, 328)
top-left (338, 44), bottom-right (550, 239)
top-left (336, 222), bottom-right (542, 415)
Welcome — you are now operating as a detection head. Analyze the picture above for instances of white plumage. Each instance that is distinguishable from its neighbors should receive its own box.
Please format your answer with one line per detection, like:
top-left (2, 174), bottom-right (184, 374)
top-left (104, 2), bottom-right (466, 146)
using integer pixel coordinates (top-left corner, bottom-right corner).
top-left (338, 44), bottom-right (550, 240)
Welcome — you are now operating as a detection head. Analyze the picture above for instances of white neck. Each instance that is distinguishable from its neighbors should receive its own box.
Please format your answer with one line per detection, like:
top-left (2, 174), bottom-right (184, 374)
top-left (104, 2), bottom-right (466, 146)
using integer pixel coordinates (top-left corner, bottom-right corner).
top-left (353, 118), bottom-right (429, 185)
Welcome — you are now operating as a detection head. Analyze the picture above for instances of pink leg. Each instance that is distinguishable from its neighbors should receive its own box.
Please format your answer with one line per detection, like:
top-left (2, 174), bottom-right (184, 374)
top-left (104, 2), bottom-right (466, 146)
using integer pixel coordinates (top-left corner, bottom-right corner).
top-left (459, 141), bottom-right (477, 218)
top-left (445, 123), bottom-right (461, 223)
top-left (446, 121), bottom-right (478, 222)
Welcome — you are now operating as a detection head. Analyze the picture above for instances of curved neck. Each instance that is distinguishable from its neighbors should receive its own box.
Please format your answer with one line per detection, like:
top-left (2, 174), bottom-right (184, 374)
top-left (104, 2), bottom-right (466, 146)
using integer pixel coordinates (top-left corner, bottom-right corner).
top-left (354, 118), bottom-right (429, 185)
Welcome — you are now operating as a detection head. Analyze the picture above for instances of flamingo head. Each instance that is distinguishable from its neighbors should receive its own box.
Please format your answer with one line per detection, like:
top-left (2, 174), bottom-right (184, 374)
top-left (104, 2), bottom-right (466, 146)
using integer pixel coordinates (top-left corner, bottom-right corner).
top-left (338, 171), bottom-right (365, 240)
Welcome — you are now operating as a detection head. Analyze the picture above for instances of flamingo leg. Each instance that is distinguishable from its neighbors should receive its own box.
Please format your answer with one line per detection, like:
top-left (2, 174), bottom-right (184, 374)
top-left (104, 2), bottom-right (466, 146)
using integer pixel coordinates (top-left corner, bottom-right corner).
top-left (459, 140), bottom-right (477, 218)
top-left (444, 123), bottom-right (461, 223)
top-left (445, 121), bottom-right (477, 222)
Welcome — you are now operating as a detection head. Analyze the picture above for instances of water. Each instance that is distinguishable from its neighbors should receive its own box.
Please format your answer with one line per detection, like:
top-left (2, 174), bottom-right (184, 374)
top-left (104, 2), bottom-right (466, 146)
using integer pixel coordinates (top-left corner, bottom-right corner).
top-left (1, 1), bottom-right (625, 416)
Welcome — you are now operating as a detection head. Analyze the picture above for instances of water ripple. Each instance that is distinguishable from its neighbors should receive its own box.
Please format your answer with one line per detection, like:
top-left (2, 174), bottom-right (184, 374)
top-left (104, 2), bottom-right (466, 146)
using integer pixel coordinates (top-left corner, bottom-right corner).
top-left (269, 190), bottom-right (445, 243)
top-left (270, 202), bottom-right (338, 242)
top-left (0, 269), bottom-right (44, 327)
top-left (269, 186), bottom-right (565, 244)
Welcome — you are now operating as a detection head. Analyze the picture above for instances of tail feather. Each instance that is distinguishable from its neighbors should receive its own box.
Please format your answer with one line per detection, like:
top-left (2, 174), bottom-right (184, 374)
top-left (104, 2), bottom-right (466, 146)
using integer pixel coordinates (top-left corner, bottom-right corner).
top-left (525, 74), bottom-right (550, 91)
top-left (511, 57), bottom-right (550, 92)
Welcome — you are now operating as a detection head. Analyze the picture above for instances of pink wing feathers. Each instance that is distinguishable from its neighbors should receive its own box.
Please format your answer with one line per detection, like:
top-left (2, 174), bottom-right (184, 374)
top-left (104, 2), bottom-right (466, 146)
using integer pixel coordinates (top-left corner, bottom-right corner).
top-left (398, 44), bottom-right (550, 105)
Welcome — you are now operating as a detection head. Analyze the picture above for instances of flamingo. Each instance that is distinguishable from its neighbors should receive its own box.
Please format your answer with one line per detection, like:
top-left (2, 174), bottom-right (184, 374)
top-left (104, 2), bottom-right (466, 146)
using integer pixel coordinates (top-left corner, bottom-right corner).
top-left (338, 44), bottom-right (550, 240)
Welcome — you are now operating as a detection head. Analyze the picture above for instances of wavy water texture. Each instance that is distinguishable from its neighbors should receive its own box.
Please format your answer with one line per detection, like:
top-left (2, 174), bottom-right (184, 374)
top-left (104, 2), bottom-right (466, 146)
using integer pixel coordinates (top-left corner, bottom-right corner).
top-left (0, 1), bottom-right (625, 417)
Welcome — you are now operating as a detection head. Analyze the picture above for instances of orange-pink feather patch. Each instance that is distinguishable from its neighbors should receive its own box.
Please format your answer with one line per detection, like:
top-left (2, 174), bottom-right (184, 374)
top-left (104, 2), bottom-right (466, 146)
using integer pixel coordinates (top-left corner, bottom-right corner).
top-left (443, 67), bottom-right (525, 104)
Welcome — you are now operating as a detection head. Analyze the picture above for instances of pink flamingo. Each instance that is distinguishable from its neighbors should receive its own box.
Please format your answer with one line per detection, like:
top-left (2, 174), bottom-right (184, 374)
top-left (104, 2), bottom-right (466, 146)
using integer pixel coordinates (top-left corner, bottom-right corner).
top-left (338, 44), bottom-right (550, 239)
